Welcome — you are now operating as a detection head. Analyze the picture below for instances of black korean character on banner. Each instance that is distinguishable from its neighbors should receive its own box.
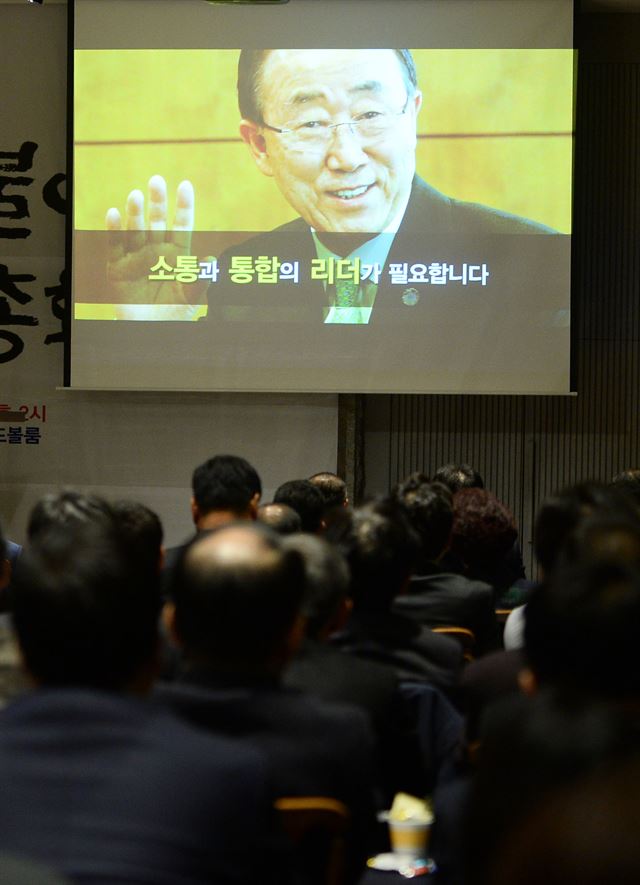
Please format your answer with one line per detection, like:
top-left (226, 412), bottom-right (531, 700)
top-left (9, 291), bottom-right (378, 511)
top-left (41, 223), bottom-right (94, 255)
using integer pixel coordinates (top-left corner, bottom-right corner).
top-left (0, 263), bottom-right (38, 364)
top-left (0, 331), bottom-right (24, 364)
top-left (0, 142), bottom-right (37, 173)
top-left (0, 264), bottom-right (36, 306)
top-left (42, 172), bottom-right (66, 216)
top-left (0, 142), bottom-right (37, 238)
top-left (44, 267), bottom-right (68, 346)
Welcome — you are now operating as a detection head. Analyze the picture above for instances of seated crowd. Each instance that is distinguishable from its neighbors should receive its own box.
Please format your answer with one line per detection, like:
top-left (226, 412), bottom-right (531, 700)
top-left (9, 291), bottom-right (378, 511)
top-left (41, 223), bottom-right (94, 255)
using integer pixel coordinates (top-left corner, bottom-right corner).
top-left (2, 458), bottom-right (640, 884)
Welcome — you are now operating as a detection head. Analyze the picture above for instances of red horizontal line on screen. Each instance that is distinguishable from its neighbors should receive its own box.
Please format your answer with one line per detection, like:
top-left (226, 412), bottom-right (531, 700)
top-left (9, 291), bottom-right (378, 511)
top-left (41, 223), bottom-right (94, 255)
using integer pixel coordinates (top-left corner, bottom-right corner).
top-left (75, 131), bottom-right (572, 146)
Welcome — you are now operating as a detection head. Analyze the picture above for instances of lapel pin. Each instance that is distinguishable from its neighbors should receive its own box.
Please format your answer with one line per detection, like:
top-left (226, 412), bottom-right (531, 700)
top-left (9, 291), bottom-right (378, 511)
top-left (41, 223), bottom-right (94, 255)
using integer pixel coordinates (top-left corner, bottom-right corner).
top-left (401, 288), bottom-right (419, 306)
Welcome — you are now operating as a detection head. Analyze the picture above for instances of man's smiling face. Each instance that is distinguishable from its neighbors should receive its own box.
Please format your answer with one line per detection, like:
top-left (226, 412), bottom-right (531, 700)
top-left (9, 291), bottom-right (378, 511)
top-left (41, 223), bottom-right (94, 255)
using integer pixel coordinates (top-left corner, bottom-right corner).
top-left (242, 49), bottom-right (422, 234)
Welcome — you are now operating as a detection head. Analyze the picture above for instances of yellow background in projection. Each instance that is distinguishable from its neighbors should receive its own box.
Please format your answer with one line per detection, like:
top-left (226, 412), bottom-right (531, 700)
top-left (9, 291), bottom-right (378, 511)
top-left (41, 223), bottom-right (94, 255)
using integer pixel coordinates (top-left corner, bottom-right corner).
top-left (75, 49), bottom-right (573, 232)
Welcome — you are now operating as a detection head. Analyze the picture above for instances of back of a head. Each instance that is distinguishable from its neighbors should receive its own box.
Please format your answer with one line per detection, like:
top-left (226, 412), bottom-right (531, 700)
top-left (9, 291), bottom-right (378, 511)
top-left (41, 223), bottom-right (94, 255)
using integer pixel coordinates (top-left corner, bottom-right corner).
top-left (27, 490), bottom-right (114, 541)
top-left (561, 513), bottom-right (640, 572)
top-left (451, 488), bottom-right (517, 571)
top-left (394, 476), bottom-right (453, 562)
top-left (610, 468), bottom-right (640, 509)
top-left (466, 689), bottom-right (640, 885)
top-left (325, 499), bottom-right (420, 611)
top-left (525, 558), bottom-right (640, 700)
top-left (12, 520), bottom-right (160, 691)
top-left (172, 524), bottom-right (305, 674)
top-left (256, 503), bottom-right (302, 536)
top-left (192, 455), bottom-right (261, 517)
top-left (112, 499), bottom-right (164, 581)
top-left (534, 482), bottom-right (640, 577)
top-left (308, 472), bottom-right (348, 511)
top-left (485, 752), bottom-right (640, 885)
top-left (273, 479), bottom-right (324, 534)
top-left (433, 463), bottom-right (484, 493)
top-left (282, 534), bottom-right (349, 639)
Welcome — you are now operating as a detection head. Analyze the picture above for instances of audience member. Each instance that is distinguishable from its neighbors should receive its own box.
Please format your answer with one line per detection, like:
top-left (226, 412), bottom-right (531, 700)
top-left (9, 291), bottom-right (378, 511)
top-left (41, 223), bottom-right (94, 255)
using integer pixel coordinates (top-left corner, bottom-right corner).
top-left (435, 464), bottom-right (529, 598)
top-left (533, 482), bottom-right (639, 577)
top-left (327, 500), bottom-right (464, 691)
top-left (460, 484), bottom-right (640, 739)
top-left (0, 509), bottom-right (280, 885)
top-left (482, 750), bottom-right (640, 885)
top-left (392, 478), bottom-right (499, 655)
top-left (450, 487), bottom-right (519, 604)
top-left (0, 523), bottom-right (29, 707)
top-left (610, 467), bottom-right (640, 510)
top-left (273, 479), bottom-right (325, 533)
top-left (308, 472), bottom-right (349, 510)
top-left (433, 463), bottom-right (483, 492)
top-left (7, 460), bottom-right (640, 885)
top-left (2, 491), bottom-right (116, 710)
top-left (523, 557), bottom-right (640, 700)
top-left (163, 454), bottom-right (261, 589)
top-left (0, 536), bottom-right (21, 612)
top-left (3, 539), bottom-right (21, 575)
top-left (190, 454), bottom-right (262, 529)
top-left (27, 489), bottom-right (114, 540)
top-left (112, 498), bottom-right (165, 579)
top-left (159, 523), bottom-right (377, 882)
top-left (281, 534), bottom-right (410, 800)
top-left (257, 502), bottom-right (303, 535)
top-left (463, 690), bottom-right (640, 885)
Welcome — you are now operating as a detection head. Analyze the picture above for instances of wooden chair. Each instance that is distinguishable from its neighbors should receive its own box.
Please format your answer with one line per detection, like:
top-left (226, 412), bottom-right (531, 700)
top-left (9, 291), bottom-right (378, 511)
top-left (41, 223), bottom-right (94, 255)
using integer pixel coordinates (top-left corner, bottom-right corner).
top-left (432, 626), bottom-right (476, 662)
top-left (275, 796), bottom-right (351, 885)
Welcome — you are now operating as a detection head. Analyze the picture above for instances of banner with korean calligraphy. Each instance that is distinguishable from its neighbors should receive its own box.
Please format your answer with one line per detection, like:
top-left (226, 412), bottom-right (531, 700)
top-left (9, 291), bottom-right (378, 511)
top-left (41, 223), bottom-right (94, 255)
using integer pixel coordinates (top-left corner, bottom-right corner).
top-left (0, 0), bottom-right (338, 546)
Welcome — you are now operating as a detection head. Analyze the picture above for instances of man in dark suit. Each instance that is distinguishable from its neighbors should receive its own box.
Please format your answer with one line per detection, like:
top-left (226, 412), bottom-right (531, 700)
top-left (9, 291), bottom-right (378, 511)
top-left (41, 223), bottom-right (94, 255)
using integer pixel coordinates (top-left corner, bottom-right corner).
top-left (326, 499), bottom-right (463, 691)
top-left (282, 533), bottom-right (398, 731)
top-left (206, 48), bottom-right (554, 326)
top-left (162, 453), bottom-right (261, 587)
top-left (159, 522), bottom-right (378, 883)
top-left (106, 49), bottom-right (555, 326)
top-left (0, 507), bottom-right (281, 885)
top-left (281, 533), bottom-right (463, 804)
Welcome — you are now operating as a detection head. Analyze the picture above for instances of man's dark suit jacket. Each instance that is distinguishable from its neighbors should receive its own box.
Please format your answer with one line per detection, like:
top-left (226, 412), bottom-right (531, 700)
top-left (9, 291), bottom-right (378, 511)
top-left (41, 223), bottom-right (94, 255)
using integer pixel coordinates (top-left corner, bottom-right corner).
top-left (0, 688), bottom-right (279, 885)
top-left (283, 638), bottom-right (414, 803)
top-left (393, 565), bottom-right (500, 655)
top-left (331, 609), bottom-right (463, 692)
top-left (283, 640), bottom-right (464, 804)
top-left (156, 671), bottom-right (378, 882)
top-left (283, 637), bottom-right (398, 733)
top-left (207, 175), bottom-right (555, 326)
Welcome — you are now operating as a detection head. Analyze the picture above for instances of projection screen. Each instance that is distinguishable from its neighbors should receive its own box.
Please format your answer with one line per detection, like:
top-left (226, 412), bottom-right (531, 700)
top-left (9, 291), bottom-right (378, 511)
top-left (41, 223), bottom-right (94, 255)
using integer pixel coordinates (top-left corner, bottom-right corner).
top-left (71, 0), bottom-right (574, 393)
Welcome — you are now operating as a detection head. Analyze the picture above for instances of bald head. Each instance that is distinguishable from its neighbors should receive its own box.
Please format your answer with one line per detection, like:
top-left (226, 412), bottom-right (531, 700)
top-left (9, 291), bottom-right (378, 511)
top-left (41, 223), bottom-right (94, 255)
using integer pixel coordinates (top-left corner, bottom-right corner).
top-left (173, 524), bottom-right (305, 674)
top-left (188, 525), bottom-right (279, 571)
top-left (257, 503), bottom-right (303, 535)
top-left (308, 473), bottom-right (348, 511)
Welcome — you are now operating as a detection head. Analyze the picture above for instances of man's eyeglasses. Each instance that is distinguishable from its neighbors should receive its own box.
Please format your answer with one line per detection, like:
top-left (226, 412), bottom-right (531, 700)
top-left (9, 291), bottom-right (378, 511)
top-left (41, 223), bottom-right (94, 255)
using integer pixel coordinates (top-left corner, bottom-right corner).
top-left (261, 95), bottom-right (412, 151)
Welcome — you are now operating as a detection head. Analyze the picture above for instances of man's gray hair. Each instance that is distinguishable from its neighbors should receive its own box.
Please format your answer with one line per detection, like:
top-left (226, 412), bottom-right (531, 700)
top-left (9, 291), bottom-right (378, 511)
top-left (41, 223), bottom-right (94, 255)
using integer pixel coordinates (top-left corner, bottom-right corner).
top-left (237, 49), bottom-right (418, 123)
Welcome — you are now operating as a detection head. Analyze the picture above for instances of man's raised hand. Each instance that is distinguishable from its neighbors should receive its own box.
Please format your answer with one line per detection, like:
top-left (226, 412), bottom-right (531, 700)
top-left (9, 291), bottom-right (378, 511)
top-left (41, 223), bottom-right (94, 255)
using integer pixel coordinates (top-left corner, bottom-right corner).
top-left (105, 176), bottom-right (202, 319)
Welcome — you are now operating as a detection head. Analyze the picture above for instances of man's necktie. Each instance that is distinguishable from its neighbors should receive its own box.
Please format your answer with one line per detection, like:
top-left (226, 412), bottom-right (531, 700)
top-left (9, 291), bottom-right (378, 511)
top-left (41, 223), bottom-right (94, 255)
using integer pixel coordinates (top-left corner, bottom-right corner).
top-left (334, 278), bottom-right (359, 307)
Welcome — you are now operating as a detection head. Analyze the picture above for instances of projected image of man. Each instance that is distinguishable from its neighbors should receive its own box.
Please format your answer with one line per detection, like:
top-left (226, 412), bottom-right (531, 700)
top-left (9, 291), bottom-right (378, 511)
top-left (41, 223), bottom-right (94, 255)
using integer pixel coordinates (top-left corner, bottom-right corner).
top-left (214, 48), bottom-right (555, 323)
top-left (106, 48), bottom-right (555, 325)
top-left (237, 49), bottom-right (421, 237)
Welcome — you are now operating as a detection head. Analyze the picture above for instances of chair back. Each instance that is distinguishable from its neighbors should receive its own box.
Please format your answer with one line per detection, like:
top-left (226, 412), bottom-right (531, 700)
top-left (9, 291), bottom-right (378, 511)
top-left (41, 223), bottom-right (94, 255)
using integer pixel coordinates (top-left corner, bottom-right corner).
top-left (275, 796), bottom-right (350, 885)
top-left (432, 626), bottom-right (476, 661)
top-left (0, 853), bottom-right (72, 884)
